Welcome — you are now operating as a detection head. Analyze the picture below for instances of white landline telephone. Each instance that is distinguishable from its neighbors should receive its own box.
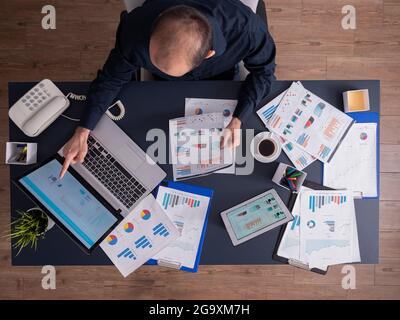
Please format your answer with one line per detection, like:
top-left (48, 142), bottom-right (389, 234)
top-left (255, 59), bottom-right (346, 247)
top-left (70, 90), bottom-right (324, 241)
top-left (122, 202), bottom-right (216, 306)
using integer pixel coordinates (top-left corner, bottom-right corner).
top-left (9, 79), bottom-right (125, 137)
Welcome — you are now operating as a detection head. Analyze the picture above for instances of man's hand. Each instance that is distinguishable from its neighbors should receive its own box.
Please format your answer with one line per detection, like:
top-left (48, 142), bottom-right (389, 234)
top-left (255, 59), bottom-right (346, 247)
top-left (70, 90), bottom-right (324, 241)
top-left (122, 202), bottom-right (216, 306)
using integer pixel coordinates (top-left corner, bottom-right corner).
top-left (221, 117), bottom-right (241, 149)
top-left (59, 127), bottom-right (90, 179)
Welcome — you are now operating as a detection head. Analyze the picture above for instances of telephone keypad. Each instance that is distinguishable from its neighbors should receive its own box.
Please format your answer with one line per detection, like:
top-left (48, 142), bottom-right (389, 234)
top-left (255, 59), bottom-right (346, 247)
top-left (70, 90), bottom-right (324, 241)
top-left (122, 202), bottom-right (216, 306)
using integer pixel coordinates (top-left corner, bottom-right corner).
top-left (21, 83), bottom-right (53, 111)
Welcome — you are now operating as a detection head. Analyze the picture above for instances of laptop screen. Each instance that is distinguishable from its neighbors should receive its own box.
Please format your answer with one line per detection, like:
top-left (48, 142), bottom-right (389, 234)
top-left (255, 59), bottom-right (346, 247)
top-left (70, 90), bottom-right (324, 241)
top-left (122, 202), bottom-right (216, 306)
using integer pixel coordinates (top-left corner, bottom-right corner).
top-left (19, 158), bottom-right (118, 249)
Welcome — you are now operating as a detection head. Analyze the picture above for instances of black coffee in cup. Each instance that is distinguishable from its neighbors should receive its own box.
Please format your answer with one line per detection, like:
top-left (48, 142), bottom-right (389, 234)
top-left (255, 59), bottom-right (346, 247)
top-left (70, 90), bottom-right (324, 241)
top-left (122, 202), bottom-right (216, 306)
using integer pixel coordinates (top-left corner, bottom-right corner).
top-left (258, 139), bottom-right (276, 157)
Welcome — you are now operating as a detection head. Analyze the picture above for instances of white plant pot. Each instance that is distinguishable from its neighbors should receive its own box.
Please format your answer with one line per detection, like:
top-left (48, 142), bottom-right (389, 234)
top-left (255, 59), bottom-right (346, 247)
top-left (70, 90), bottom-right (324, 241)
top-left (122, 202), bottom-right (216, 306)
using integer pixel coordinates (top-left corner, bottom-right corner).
top-left (46, 216), bottom-right (55, 231)
top-left (26, 208), bottom-right (55, 233)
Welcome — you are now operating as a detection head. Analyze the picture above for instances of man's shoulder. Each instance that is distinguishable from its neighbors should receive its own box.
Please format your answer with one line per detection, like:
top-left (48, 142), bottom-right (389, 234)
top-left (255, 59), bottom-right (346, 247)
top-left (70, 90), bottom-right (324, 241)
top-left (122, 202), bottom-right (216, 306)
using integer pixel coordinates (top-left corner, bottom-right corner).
top-left (213, 0), bottom-right (266, 31)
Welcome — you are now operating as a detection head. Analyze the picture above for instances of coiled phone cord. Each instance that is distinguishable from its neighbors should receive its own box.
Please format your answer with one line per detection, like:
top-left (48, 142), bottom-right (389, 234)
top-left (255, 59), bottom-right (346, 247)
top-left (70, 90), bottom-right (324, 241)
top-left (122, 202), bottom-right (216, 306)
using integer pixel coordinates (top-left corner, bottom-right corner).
top-left (62, 93), bottom-right (126, 122)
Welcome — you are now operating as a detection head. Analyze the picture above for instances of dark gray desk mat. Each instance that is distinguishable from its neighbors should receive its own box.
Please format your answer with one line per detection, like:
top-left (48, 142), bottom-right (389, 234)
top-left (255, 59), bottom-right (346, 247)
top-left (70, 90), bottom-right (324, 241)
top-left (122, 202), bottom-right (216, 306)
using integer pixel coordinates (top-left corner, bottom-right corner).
top-left (8, 80), bottom-right (380, 265)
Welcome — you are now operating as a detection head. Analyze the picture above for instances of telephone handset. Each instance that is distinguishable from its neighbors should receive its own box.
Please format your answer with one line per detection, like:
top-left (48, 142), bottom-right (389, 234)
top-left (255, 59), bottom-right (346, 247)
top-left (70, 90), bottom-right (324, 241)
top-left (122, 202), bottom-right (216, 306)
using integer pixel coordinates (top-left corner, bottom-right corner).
top-left (9, 79), bottom-right (70, 137)
top-left (9, 79), bottom-right (126, 137)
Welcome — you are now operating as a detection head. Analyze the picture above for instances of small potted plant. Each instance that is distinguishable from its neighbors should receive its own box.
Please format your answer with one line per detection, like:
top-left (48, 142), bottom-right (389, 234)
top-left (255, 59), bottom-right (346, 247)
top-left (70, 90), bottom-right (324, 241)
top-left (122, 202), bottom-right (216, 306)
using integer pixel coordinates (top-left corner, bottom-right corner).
top-left (10, 207), bottom-right (54, 255)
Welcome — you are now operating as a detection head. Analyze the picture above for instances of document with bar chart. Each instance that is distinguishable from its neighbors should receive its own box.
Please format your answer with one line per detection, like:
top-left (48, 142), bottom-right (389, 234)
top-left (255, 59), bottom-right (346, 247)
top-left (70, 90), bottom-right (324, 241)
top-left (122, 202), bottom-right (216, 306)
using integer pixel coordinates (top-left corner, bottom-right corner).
top-left (257, 90), bottom-right (317, 170)
top-left (100, 194), bottom-right (179, 277)
top-left (266, 81), bottom-right (354, 163)
top-left (150, 183), bottom-right (212, 271)
top-left (277, 188), bottom-right (312, 265)
top-left (169, 113), bottom-right (233, 181)
top-left (299, 190), bottom-right (360, 270)
top-left (185, 98), bottom-right (238, 174)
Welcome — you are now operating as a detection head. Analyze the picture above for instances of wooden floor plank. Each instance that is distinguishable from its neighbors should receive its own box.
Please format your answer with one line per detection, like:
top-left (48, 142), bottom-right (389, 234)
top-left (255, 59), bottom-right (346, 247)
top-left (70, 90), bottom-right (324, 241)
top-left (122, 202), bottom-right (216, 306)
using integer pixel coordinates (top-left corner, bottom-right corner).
top-left (301, 0), bottom-right (383, 27)
top-left (270, 23), bottom-right (354, 56)
top-left (0, 48), bottom-right (82, 81)
top-left (384, 1), bottom-right (400, 25)
top-left (348, 285), bottom-right (400, 299)
top-left (80, 47), bottom-right (112, 80)
top-left (380, 116), bottom-right (400, 145)
top-left (53, 0), bottom-right (124, 23)
top-left (380, 201), bottom-right (400, 231)
top-left (327, 56), bottom-right (400, 81)
top-left (381, 81), bottom-right (400, 116)
top-left (354, 25), bottom-right (400, 57)
top-left (381, 173), bottom-right (400, 201)
top-left (265, 284), bottom-right (348, 300)
top-left (380, 230), bottom-right (400, 259)
top-left (24, 21), bottom-right (116, 51)
top-left (0, 22), bottom-right (27, 50)
top-left (265, 0), bottom-right (302, 25)
top-left (275, 55), bottom-right (327, 80)
top-left (294, 264), bottom-right (374, 286)
top-left (375, 258), bottom-right (400, 286)
top-left (0, 1), bottom-right (48, 24)
top-left (381, 145), bottom-right (400, 173)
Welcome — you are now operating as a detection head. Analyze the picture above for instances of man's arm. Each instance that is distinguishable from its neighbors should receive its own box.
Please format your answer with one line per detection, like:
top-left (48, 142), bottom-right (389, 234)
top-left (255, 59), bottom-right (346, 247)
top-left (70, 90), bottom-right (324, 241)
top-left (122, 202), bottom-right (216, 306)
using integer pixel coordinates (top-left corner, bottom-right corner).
top-left (60, 17), bottom-right (138, 178)
top-left (232, 18), bottom-right (276, 122)
top-left (79, 46), bottom-right (138, 130)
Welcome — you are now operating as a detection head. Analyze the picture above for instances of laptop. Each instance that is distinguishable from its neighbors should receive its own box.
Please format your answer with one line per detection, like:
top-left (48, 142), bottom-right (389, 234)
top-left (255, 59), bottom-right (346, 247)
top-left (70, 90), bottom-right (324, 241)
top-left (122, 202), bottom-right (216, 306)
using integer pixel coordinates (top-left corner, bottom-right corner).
top-left (14, 155), bottom-right (122, 254)
top-left (58, 115), bottom-right (166, 217)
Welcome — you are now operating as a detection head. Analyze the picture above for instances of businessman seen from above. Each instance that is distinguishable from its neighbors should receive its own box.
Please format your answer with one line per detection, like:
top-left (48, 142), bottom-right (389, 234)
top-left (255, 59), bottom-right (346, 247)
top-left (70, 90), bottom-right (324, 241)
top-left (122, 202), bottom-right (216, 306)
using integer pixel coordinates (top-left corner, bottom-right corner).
top-left (60, 0), bottom-right (276, 178)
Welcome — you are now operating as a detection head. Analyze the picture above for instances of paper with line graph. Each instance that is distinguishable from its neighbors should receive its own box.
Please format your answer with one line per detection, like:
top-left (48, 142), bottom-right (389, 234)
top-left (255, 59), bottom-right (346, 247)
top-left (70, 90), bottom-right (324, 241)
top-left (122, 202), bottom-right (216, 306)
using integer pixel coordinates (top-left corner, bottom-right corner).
top-left (266, 81), bottom-right (354, 163)
top-left (152, 186), bottom-right (210, 270)
top-left (323, 123), bottom-right (377, 198)
top-left (100, 194), bottom-right (179, 277)
top-left (277, 188), bottom-right (315, 266)
top-left (299, 190), bottom-right (360, 270)
top-left (257, 90), bottom-right (316, 170)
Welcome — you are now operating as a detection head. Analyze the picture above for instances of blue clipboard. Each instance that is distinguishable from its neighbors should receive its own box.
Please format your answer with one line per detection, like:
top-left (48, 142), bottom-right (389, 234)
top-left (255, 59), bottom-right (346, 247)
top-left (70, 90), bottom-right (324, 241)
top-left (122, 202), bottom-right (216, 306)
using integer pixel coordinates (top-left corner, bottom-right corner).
top-left (146, 180), bottom-right (214, 272)
top-left (322, 111), bottom-right (380, 199)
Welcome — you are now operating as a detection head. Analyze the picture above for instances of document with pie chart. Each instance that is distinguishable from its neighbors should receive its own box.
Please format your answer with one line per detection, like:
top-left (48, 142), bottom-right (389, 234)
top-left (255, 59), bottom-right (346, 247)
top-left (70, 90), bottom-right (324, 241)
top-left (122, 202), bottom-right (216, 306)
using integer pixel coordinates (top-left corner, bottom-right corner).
top-left (323, 123), bottom-right (377, 198)
top-left (100, 194), bottom-right (179, 277)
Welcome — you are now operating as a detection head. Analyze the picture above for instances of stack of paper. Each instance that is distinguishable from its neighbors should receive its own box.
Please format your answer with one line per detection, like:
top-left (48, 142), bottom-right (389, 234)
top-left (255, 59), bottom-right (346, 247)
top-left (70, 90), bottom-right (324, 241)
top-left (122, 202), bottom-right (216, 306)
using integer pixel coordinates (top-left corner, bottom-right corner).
top-left (185, 98), bottom-right (237, 174)
top-left (185, 98), bottom-right (237, 127)
top-left (277, 189), bottom-right (360, 271)
top-left (257, 81), bottom-right (354, 169)
top-left (169, 113), bottom-right (233, 180)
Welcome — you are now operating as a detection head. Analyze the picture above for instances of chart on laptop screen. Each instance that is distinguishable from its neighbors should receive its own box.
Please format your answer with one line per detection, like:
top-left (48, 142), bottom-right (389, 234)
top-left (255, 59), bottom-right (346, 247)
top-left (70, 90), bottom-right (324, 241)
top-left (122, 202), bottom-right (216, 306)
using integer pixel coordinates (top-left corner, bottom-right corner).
top-left (19, 159), bottom-right (118, 249)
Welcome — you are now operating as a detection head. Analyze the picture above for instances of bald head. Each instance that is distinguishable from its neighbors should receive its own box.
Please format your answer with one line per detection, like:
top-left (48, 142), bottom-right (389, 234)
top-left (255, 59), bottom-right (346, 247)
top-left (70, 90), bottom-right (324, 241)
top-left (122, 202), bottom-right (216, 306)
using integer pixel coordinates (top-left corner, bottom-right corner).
top-left (149, 5), bottom-right (213, 77)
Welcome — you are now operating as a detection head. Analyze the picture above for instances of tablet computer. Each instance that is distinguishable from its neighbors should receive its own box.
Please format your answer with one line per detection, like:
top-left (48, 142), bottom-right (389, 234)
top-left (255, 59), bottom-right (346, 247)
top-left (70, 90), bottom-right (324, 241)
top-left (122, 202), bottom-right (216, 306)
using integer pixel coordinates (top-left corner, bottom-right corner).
top-left (220, 188), bottom-right (293, 246)
top-left (13, 154), bottom-right (122, 254)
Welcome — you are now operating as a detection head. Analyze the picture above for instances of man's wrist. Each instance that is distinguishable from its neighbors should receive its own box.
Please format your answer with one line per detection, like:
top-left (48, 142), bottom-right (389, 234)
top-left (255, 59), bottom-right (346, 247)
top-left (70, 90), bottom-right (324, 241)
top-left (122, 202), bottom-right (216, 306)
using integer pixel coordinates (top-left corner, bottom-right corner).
top-left (232, 117), bottom-right (242, 127)
top-left (76, 126), bottom-right (91, 138)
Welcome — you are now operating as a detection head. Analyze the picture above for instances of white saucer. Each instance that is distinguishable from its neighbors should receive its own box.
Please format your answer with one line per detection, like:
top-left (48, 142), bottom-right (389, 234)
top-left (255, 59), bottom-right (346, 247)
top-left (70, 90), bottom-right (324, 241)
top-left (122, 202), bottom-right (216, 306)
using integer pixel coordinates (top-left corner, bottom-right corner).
top-left (250, 132), bottom-right (282, 163)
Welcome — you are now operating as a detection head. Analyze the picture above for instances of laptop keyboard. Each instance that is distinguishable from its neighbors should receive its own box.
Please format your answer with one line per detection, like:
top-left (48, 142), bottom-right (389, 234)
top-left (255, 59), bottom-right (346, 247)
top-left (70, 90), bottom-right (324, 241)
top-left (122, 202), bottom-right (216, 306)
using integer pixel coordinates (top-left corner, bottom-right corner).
top-left (84, 135), bottom-right (147, 209)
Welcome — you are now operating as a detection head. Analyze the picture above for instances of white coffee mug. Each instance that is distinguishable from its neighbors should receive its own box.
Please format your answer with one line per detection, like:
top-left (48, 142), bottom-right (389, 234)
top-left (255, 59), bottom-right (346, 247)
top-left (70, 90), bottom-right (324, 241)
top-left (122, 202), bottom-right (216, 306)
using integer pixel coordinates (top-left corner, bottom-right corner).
top-left (250, 132), bottom-right (282, 163)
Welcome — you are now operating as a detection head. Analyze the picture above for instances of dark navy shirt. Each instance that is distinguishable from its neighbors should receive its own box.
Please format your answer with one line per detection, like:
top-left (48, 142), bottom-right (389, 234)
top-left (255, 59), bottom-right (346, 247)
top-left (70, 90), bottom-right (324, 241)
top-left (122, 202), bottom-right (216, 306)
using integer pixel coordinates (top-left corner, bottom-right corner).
top-left (80, 0), bottom-right (276, 130)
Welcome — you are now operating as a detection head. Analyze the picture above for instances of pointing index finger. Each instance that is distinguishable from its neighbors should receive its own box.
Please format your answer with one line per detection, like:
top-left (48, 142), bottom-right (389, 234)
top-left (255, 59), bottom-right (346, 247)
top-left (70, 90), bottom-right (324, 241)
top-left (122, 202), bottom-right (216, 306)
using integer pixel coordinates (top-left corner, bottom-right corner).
top-left (59, 156), bottom-right (72, 179)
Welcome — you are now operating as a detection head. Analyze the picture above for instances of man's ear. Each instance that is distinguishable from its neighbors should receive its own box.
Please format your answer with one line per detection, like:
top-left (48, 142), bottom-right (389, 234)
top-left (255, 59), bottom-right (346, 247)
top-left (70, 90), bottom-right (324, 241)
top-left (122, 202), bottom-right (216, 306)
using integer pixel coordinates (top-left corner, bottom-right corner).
top-left (205, 50), bottom-right (216, 59)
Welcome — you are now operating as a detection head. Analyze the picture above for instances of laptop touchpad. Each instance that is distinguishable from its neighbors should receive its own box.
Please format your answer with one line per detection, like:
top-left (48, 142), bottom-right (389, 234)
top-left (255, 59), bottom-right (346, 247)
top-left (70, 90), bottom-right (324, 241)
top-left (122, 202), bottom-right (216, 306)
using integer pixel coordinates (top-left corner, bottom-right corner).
top-left (115, 143), bottom-right (143, 172)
